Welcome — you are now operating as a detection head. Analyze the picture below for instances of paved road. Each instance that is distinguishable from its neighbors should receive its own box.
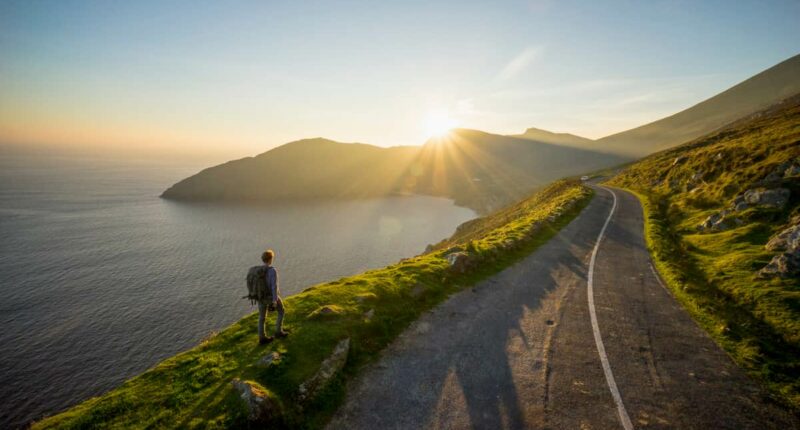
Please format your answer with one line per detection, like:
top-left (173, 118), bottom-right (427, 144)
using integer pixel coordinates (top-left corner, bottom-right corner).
top-left (328, 186), bottom-right (798, 429)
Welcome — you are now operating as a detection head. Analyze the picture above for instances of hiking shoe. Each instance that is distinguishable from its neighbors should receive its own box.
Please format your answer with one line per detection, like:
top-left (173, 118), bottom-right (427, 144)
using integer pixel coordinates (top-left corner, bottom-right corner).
top-left (259, 336), bottom-right (275, 345)
top-left (276, 330), bottom-right (290, 339)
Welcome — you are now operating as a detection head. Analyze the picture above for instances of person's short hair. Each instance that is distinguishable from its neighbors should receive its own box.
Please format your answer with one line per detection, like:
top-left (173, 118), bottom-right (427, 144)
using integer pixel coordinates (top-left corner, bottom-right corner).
top-left (261, 249), bottom-right (275, 264)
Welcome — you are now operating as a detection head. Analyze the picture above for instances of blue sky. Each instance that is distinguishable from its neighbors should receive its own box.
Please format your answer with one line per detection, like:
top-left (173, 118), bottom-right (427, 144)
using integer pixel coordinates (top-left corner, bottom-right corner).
top-left (1, 0), bottom-right (798, 159)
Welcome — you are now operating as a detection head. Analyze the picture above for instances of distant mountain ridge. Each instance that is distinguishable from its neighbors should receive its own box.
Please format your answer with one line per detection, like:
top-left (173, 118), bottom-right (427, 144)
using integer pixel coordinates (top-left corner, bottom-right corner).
top-left (161, 138), bottom-right (419, 201)
top-left (162, 131), bottom-right (624, 213)
top-left (511, 127), bottom-right (594, 146)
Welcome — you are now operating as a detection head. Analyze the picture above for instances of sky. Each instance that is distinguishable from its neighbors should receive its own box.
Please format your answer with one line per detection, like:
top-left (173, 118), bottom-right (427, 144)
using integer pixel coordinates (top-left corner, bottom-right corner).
top-left (1, 0), bottom-right (799, 161)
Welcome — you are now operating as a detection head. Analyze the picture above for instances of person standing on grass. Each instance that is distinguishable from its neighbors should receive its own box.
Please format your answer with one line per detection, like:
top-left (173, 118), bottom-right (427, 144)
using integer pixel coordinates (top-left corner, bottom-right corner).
top-left (257, 249), bottom-right (289, 344)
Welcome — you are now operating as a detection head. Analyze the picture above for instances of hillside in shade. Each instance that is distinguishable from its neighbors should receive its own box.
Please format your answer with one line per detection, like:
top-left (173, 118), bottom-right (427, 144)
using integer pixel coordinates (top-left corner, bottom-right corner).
top-left (161, 138), bottom-right (420, 202)
top-left (162, 130), bottom-right (624, 214)
top-left (412, 129), bottom-right (622, 211)
top-left (593, 53), bottom-right (800, 157)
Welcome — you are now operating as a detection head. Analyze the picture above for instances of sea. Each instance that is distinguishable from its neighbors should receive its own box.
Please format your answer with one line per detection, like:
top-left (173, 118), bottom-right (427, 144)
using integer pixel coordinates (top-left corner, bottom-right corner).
top-left (0, 153), bottom-right (475, 428)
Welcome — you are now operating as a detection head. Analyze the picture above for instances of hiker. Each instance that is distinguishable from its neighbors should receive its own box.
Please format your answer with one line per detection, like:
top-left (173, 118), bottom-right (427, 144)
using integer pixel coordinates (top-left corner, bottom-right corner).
top-left (246, 249), bottom-right (289, 344)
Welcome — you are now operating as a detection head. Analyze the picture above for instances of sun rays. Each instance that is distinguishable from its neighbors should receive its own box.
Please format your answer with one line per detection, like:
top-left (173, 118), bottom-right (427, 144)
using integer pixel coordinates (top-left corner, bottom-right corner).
top-left (424, 110), bottom-right (460, 139)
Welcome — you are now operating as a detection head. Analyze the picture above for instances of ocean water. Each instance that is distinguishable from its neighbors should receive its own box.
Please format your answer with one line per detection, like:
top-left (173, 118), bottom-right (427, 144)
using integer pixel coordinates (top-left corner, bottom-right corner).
top-left (0, 154), bottom-right (475, 428)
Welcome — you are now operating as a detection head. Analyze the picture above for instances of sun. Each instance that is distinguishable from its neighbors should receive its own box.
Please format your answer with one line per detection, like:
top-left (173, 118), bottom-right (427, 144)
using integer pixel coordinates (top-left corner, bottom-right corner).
top-left (424, 110), bottom-right (459, 138)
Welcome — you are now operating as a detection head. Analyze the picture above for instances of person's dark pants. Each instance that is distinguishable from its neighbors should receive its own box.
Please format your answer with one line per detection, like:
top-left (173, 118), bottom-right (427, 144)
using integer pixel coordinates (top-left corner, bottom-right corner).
top-left (258, 298), bottom-right (284, 340)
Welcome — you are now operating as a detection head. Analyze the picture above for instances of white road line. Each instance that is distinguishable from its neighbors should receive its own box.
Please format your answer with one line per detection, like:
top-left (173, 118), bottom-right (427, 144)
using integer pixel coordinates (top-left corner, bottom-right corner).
top-left (649, 263), bottom-right (670, 293)
top-left (588, 187), bottom-right (634, 430)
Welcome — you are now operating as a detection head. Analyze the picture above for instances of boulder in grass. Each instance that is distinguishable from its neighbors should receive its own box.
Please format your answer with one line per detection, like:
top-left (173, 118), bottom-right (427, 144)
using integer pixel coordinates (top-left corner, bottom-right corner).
top-left (730, 194), bottom-right (749, 212)
top-left (698, 210), bottom-right (740, 232)
top-left (758, 252), bottom-right (800, 279)
top-left (231, 378), bottom-right (280, 423)
top-left (785, 164), bottom-right (800, 178)
top-left (743, 188), bottom-right (791, 209)
top-left (446, 252), bottom-right (472, 273)
top-left (766, 224), bottom-right (800, 252)
top-left (298, 338), bottom-right (350, 402)
top-left (258, 351), bottom-right (281, 367)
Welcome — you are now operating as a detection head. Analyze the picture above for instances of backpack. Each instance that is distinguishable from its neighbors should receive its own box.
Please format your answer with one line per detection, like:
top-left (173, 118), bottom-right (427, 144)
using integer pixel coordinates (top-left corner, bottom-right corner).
top-left (245, 265), bottom-right (273, 305)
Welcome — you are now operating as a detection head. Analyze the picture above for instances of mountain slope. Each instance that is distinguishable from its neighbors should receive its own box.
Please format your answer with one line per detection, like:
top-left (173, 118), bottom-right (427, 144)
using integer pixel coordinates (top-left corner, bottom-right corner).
top-left (414, 129), bottom-right (624, 211)
top-left (162, 131), bottom-right (625, 213)
top-left (162, 138), bottom-right (420, 201)
top-left (596, 53), bottom-right (800, 157)
top-left (511, 126), bottom-right (594, 146)
top-left (608, 94), bottom-right (800, 406)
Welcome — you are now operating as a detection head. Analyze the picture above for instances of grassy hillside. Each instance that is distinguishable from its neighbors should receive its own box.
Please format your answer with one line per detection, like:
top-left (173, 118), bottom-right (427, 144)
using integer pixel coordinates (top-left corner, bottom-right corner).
top-left (595, 53), bottom-right (800, 158)
top-left (36, 180), bottom-right (592, 429)
top-left (608, 94), bottom-right (800, 407)
top-left (162, 131), bottom-right (621, 214)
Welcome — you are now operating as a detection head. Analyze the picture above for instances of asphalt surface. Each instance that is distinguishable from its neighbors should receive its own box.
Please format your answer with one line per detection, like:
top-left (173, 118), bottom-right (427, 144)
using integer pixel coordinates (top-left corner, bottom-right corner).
top-left (328, 186), bottom-right (798, 429)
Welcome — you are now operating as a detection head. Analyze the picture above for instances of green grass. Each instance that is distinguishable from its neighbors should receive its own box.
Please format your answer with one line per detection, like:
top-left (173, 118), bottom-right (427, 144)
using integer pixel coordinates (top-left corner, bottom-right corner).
top-left (608, 96), bottom-right (800, 408)
top-left (34, 180), bottom-right (592, 429)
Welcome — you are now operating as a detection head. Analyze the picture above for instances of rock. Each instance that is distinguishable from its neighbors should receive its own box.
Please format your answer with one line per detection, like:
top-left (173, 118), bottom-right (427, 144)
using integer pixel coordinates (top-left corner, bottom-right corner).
top-left (363, 308), bottom-right (375, 321)
top-left (698, 210), bottom-right (737, 232)
top-left (759, 252), bottom-right (800, 278)
top-left (298, 338), bottom-right (350, 402)
top-left (424, 244), bottom-right (435, 253)
top-left (258, 351), bottom-right (281, 367)
top-left (672, 156), bottom-right (686, 166)
top-left (231, 378), bottom-right (279, 423)
top-left (690, 171), bottom-right (704, 182)
top-left (446, 252), bottom-right (472, 273)
top-left (785, 164), bottom-right (800, 177)
top-left (743, 188), bottom-right (790, 209)
top-left (766, 224), bottom-right (800, 252)
top-left (714, 152), bottom-right (724, 161)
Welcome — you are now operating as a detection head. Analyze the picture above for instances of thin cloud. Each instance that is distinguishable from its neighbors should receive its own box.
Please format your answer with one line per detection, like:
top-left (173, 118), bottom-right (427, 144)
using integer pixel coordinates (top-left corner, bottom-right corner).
top-left (496, 46), bottom-right (544, 81)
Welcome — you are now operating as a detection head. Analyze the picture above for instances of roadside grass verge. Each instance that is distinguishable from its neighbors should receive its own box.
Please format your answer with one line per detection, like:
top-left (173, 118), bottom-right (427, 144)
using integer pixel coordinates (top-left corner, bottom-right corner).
top-left (607, 97), bottom-right (800, 409)
top-left (621, 188), bottom-right (800, 408)
top-left (34, 180), bottom-right (592, 429)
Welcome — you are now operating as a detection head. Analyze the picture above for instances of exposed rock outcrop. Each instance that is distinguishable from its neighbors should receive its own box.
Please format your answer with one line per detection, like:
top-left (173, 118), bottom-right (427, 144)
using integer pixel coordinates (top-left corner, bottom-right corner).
top-left (231, 378), bottom-right (280, 423)
top-left (765, 221), bottom-right (800, 252)
top-left (760, 216), bottom-right (800, 278)
top-left (258, 352), bottom-right (281, 367)
top-left (698, 209), bottom-right (742, 232)
top-left (298, 338), bottom-right (350, 402)
top-left (759, 252), bottom-right (800, 278)
top-left (445, 252), bottom-right (473, 273)
top-left (743, 187), bottom-right (790, 209)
